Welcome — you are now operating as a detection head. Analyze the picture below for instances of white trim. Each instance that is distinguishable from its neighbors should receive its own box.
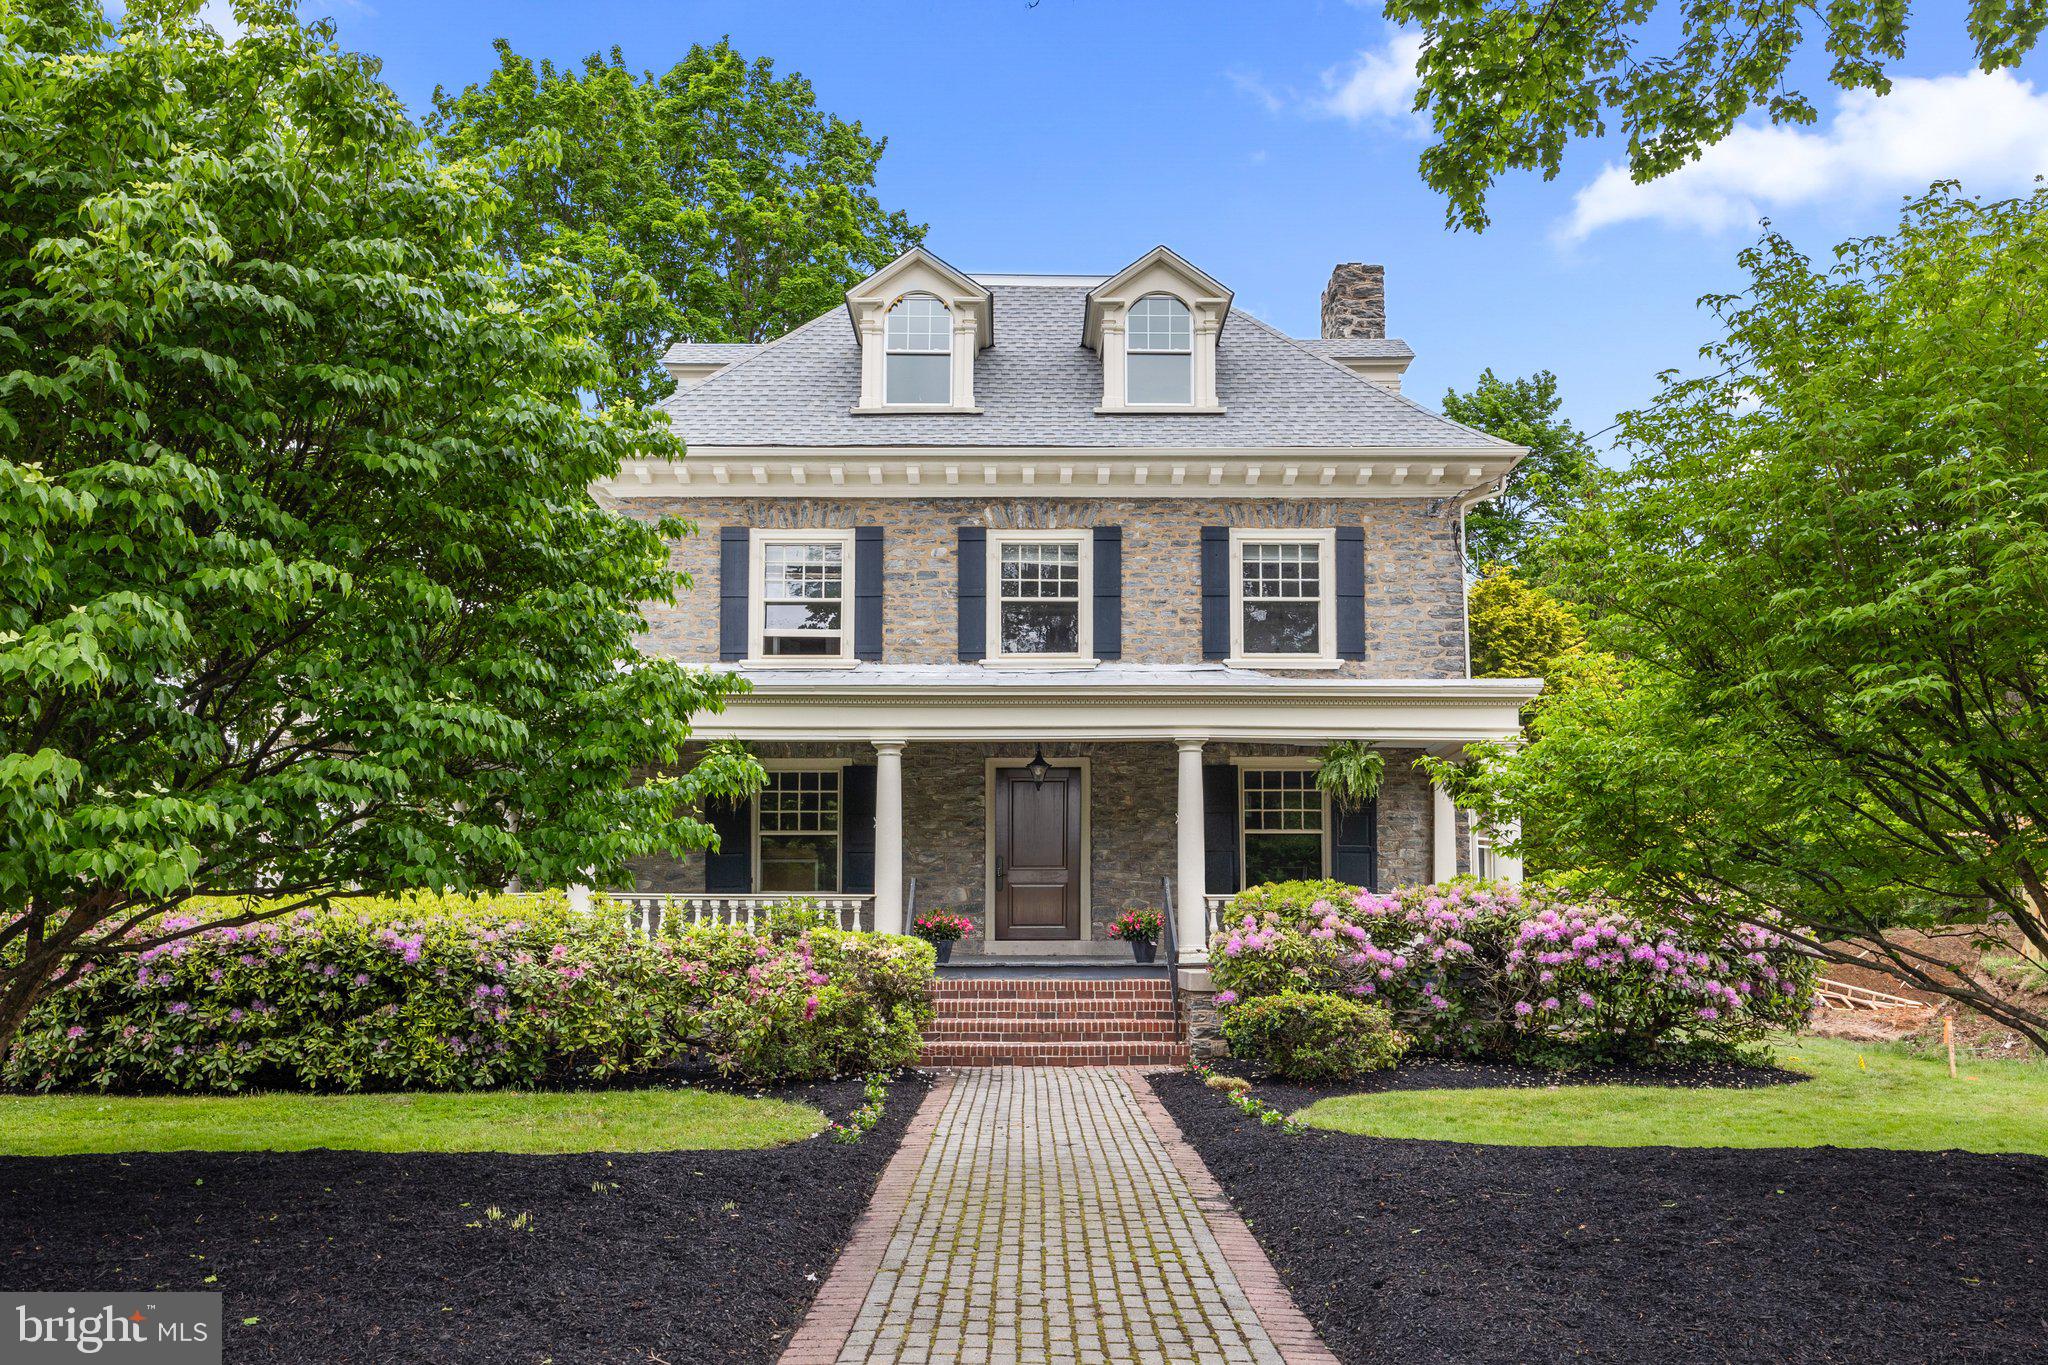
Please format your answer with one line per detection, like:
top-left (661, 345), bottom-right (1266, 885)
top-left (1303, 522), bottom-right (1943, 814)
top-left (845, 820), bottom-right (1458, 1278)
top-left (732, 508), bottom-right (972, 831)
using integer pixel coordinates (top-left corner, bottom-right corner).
top-left (985, 528), bottom-right (1094, 666)
top-left (1228, 528), bottom-right (1338, 668)
top-left (1234, 758), bottom-right (1330, 885)
top-left (751, 760), bottom-right (850, 895)
top-left (747, 528), bottom-right (856, 666)
top-left (982, 756), bottom-right (1093, 943)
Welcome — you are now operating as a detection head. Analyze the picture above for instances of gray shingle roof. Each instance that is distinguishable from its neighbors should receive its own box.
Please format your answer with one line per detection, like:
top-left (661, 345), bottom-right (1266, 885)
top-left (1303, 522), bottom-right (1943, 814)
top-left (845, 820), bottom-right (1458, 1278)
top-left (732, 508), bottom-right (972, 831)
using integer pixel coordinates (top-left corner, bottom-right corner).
top-left (662, 283), bottom-right (1511, 451)
top-left (661, 341), bottom-right (762, 364)
top-left (1295, 337), bottom-right (1415, 361)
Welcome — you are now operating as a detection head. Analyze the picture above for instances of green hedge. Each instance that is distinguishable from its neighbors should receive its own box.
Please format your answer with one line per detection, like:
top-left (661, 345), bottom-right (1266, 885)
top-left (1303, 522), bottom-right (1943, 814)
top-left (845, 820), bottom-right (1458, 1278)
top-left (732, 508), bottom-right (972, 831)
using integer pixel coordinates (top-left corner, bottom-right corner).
top-left (4, 894), bottom-right (935, 1092)
top-left (1218, 990), bottom-right (1409, 1083)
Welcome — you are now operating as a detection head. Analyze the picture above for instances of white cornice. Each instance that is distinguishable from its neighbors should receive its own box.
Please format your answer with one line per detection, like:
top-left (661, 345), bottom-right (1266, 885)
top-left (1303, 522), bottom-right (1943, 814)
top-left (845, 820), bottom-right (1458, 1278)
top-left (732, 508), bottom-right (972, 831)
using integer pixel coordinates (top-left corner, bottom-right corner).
top-left (596, 447), bottom-right (1520, 500)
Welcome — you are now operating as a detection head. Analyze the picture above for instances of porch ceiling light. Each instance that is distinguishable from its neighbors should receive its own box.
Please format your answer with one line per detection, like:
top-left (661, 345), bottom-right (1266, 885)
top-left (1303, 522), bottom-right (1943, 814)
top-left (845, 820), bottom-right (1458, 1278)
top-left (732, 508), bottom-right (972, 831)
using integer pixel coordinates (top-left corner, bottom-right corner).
top-left (1025, 744), bottom-right (1052, 787)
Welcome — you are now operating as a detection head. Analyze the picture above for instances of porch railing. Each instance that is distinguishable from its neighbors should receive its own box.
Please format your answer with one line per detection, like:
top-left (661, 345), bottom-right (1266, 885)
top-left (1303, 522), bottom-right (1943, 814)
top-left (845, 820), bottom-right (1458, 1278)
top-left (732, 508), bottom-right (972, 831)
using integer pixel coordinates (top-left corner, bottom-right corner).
top-left (607, 892), bottom-right (874, 936)
top-left (1202, 893), bottom-right (1237, 944)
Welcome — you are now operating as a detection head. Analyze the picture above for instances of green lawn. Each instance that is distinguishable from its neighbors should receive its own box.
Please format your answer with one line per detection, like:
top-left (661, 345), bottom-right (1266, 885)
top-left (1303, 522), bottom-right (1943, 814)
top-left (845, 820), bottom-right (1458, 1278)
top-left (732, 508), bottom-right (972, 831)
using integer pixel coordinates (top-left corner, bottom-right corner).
top-left (0, 1087), bottom-right (827, 1156)
top-left (1297, 1037), bottom-right (2048, 1156)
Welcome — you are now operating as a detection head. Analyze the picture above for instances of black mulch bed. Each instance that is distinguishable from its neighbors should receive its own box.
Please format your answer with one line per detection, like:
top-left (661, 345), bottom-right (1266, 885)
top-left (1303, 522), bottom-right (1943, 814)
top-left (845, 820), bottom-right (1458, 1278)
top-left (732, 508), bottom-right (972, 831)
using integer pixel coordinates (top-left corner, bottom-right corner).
top-left (1, 1073), bottom-right (930, 1365)
top-left (1208, 1053), bottom-right (1805, 1114)
top-left (1154, 1072), bottom-right (2048, 1365)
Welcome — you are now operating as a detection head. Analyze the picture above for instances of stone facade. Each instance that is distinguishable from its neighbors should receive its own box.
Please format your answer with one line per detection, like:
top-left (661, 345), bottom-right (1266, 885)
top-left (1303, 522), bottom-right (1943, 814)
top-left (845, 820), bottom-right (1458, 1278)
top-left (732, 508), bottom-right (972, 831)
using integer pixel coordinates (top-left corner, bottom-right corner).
top-left (1320, 263), bottom-right (1387, 340)
top-left (619, 495), bottom-right (1469, 680)
top-left (624, 741), bottom-right (1451, 954)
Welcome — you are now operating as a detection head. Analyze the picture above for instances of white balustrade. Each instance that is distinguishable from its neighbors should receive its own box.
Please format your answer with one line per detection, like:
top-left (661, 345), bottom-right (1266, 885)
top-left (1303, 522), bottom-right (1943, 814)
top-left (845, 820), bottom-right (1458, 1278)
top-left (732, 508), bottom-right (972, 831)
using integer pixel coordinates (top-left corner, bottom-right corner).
top-left (1201, 894), bottom-right (1237, 946)
top-left (604, 893), bottom-right (875, 936)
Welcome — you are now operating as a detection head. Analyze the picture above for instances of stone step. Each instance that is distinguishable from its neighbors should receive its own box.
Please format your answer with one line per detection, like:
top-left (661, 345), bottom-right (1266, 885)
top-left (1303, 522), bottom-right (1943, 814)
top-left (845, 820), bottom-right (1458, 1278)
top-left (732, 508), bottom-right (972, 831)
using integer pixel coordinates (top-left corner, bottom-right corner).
top-left (931, 1000), bottom-right (1178, 1017)
top-left (919, 1040), bottom-right (1190, 1067)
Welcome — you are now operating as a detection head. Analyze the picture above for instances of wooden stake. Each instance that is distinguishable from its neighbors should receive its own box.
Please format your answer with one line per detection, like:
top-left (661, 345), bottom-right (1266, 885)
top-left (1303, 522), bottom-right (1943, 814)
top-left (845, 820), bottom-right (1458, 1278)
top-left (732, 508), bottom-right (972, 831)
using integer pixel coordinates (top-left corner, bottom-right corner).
top-left (1944, 1017), bottom-right (1957, 1079)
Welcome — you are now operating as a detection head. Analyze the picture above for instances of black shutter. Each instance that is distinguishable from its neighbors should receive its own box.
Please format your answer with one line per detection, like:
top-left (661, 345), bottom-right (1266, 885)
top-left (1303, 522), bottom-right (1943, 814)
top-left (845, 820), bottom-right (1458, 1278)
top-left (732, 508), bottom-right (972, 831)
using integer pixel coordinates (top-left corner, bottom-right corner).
top-left (854, 527), bottom-right (884, 661)
top-left (1200, 526), bottom-right (1229, 661)
top-left (704, 797), bottom-right (752, 893)
top-left (957, 526), bottom-right (986, 661)
top-left (841, 765), bottom-right (876, 893)
top-left (1202, 764), bottom-right (1240, 896)
top-left (718, 527), bottom-right (749, 662)
top-left (1092, 526), bottom-right (1123, 661)
top-left (1335, 525), bottom-right (1365, 661)
top-left (1332, 797), bottom-right (1379, 892)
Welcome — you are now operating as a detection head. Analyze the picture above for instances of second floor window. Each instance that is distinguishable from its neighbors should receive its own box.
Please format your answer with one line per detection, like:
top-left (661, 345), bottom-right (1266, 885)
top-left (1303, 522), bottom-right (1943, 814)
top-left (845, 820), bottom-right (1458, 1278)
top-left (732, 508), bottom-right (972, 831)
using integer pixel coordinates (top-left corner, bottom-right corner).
top-left (757, 534), bottom-right (850, 660)
top-left (885, 294), bottom-right (952, 404)
top-left (1232, 531), bottom-right (1335, 663)
top-left (988, 531), bottom-right (1092, 661)
top-left (1126, 294), bottom-right (1193, 405)
top-left (757, 768), bottom-right (841, 893)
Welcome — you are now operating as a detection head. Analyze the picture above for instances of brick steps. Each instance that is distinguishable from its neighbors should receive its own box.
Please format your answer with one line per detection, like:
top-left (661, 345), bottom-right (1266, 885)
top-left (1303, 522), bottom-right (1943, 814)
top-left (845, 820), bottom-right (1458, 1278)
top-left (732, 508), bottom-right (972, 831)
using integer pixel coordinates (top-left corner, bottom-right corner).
top-left (921, 976), bottom-right (1187, 1067)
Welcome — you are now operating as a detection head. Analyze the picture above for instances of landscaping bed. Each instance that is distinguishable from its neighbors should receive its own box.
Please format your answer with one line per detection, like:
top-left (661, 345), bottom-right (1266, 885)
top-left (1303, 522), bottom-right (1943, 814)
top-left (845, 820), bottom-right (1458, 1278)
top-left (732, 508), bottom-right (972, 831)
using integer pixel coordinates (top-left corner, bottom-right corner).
top-left (1, 1072), bottom-right (931, 1364)
top-left (1153, 1070), bottom-right (2048, 1364)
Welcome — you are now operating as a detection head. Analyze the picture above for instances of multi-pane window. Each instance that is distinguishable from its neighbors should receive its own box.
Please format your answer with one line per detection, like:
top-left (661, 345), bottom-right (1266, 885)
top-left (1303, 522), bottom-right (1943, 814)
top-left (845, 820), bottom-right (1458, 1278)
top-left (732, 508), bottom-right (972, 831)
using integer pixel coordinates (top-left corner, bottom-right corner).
top-left (998, 540), bottom-right (1083, 656)
top-left (1239, 540), bottom-right (1323, 656)
top-left (760, 540), bottom-right (846, 658)
top-left (1126, 295), bottom-right (1192, 405)
top-left (1241, 768), bottom-right (1325, 886)
top-left (885, 294), bottom-right (952, 404)
top-left (757, 770), bottom-right (841, 893)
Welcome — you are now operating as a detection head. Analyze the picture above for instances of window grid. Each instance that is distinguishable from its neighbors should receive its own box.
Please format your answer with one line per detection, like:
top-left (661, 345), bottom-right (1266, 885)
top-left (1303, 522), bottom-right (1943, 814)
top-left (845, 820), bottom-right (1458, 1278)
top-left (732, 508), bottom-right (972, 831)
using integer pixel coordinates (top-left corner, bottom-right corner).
top-left (760, 540), bottom-right (845, 655)
top-left (1241, 541), bottom-right (1321, 601)
top-left (885, 295), bottom-right (951, 353)
top-left (1000, 542), bottom-right (1080, 601)
top-left (1241, 769), bottom-right (1325, 834)
top-left (1127, 296), bottom-right (1192, 353)
top-left (758, 770), bottom-right (841, 835)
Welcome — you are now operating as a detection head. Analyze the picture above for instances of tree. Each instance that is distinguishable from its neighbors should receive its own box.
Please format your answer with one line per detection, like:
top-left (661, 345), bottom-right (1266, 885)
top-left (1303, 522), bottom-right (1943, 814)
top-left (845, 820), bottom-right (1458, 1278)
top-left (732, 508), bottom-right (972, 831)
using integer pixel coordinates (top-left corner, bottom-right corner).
top-left (428, 39), bottom-right (925, 406)
top-left (0, 0), bottom-right (759, 1057)
top-left (1466, 567), bottom-right (1583, 679)
top-left (1443, 369), bottom-right (1598, 574)
top-left (1457, 185), bottom-right (2048, 1050)
top-left (1385, 0), bottom-right (2048, 230)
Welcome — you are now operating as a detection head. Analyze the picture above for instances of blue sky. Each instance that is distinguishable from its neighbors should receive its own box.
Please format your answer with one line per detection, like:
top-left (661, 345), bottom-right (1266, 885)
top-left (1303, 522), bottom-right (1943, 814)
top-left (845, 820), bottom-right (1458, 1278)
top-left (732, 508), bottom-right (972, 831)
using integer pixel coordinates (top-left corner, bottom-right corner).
top-left (249, 0), bottom-right (2047, 446)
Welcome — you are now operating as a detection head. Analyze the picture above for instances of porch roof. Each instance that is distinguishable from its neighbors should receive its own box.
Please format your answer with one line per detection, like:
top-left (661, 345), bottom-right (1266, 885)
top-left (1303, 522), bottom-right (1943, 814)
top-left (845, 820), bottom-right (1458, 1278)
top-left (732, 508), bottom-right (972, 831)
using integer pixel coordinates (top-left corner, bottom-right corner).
top-left (690, 664), bottom-right (1540, 747)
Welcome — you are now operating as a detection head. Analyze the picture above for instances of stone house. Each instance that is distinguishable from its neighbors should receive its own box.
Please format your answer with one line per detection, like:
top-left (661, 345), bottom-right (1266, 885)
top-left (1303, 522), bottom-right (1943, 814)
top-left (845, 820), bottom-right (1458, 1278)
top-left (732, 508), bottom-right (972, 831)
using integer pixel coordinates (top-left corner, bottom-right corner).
top-left (600, 245), bottom-right (1538, 1061)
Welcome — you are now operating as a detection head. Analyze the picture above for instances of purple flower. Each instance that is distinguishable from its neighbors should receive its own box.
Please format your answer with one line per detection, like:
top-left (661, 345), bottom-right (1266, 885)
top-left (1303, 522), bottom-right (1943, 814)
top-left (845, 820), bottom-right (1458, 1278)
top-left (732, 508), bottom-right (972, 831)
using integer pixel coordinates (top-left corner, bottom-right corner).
top-left (166, 1001), bottom-right (190, 1016)
top-left (1213, 990), bottom-right (1239, 1006)
top-left (353, 973), bottom-right (371, 987)
top-left (65, 1025), bottom-right (86, 1040)
top-left (1541, 997), bottom-right (1560, 1011)
top-left (1513, 1001), bottom-right (1534, 1017)
top-left (1576, 992), bottom-right (1596, 1009)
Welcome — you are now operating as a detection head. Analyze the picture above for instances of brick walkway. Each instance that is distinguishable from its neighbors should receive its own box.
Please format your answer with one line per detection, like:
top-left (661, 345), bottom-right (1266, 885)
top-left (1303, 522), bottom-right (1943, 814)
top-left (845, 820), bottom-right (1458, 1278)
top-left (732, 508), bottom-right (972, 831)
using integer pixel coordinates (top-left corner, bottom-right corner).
top-left (783, 1067), bottom-right (1337, 1365)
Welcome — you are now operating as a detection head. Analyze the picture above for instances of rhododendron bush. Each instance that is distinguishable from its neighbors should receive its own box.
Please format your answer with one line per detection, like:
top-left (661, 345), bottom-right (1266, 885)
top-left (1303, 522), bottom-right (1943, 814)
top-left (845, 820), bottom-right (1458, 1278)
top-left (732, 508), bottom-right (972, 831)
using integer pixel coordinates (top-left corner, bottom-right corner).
top-left (3, 894), bottom-right (934, 1092)
top-left (1209, 880), bottom-right (1814, 1064)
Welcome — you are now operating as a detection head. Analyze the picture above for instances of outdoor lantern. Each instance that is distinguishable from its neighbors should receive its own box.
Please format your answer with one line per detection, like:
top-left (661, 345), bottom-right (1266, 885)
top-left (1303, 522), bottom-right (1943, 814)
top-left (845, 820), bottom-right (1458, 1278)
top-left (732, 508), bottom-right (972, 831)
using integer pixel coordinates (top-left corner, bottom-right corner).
top-left (1025, 744), bottom-right (1052, 787)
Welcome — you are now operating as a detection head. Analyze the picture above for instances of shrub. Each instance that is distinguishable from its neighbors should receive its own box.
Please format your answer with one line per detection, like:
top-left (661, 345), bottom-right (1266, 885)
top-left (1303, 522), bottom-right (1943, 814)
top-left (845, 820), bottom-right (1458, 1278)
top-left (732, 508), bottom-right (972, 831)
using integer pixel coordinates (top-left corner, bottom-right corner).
top-left (4, 895), bottom-right (935, 1092)
top-left (1218, 991), bottom-right (1408, 1083)
top-left (1211, 880), bottom-right (1815, 1066)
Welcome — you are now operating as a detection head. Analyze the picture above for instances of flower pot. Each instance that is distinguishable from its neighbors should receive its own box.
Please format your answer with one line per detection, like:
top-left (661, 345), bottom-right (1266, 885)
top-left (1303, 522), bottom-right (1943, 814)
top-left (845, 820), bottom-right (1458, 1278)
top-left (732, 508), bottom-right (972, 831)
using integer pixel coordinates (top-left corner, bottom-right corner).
top-left (1129, 938), bottom-right (1157, 965)
top-left (932, 939), bottom-right (954, 965)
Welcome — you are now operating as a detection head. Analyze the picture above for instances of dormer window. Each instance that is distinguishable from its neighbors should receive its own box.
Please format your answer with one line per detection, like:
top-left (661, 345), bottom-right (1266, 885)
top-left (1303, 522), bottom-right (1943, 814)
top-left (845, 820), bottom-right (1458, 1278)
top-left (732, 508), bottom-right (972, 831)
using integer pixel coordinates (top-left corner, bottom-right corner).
top-left (1126, 295), bottom-right (1193, 405)
top-left (885, 295), bottom-right (953, 404)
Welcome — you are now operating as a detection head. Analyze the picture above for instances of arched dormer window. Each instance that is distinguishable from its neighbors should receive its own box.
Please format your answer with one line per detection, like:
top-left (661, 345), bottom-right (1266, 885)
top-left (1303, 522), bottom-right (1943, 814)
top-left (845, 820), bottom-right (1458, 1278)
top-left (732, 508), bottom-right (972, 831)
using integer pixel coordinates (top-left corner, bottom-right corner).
top-left (884, 294), bottom-right (953, 405)
top-left (1126, 295), bottom-right (1193, 405)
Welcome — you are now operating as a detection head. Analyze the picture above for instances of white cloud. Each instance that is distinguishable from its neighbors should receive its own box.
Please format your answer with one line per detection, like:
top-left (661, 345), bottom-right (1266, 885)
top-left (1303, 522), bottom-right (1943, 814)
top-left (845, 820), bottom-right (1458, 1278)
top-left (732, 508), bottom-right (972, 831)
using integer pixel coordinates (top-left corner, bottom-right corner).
top-left (1561, 69), bottom-right (2048, 241)
top-left (1317, 30), bottom-right (1424, 124)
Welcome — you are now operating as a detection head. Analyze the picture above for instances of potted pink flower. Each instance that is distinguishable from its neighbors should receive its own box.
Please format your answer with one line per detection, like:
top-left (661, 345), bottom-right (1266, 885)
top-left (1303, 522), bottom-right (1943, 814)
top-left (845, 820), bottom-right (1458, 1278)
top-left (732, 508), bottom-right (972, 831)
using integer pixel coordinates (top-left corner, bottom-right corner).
top-left (911, 911), bottom-right (973, 964)
top-left (1109, 907), bottom-right (1164, 964)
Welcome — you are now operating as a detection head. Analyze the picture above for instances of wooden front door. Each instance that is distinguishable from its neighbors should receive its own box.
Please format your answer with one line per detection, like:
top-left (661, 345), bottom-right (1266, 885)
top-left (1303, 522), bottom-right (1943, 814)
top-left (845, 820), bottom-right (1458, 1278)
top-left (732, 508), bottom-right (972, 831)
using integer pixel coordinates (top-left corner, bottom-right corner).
top-left (993, 766), bottom-right (1083, 940)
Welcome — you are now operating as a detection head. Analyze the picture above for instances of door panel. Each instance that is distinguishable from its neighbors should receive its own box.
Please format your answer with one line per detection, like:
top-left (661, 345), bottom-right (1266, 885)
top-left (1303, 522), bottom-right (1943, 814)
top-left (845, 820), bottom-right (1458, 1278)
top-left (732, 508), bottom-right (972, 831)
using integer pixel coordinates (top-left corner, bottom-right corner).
top-left (994, 767), bottom-right (1082, 940)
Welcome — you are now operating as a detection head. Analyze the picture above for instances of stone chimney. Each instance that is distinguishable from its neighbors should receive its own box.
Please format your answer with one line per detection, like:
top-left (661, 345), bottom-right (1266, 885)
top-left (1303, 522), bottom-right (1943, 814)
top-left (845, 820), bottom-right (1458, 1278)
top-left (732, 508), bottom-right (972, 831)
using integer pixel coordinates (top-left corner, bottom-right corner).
top-left (1320, 263), bottom-right (1386, 339)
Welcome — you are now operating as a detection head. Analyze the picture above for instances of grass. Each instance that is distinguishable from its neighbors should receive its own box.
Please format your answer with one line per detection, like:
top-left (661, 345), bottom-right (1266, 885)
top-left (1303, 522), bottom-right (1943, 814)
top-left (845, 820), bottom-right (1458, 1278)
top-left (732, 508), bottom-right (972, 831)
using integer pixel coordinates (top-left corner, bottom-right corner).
top-left (1297, 1036), bottom-right (2048, 1156)
top-left (0, 1087), bottom-right (827, 1156)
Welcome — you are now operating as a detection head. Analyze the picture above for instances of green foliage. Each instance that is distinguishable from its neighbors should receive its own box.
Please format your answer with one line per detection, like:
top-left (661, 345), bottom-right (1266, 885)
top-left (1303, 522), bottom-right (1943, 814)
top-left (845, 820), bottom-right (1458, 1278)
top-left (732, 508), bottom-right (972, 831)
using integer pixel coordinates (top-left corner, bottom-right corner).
top-left (1467, 567), bottom-right (1585, 680)
top-left (1218, 990), bottom-right (1408, 1084)
top-left (1462, 186), bottom-right (2048, 1052)
top-left (0, 0), bottom-right (759, 1056)
top-left (1228, 881), bottom-right (1365, 927)
top-left (1386, 0), bottom-right (2048, 231)
top-left (5, 897), bottom-right (934, 1091)
top-left (1313, 742), bottom-right (1385, 813)
top-left (1441, 370), bottom-right (1600, 571)
top-left (428, 37), bottom-right (924, 404)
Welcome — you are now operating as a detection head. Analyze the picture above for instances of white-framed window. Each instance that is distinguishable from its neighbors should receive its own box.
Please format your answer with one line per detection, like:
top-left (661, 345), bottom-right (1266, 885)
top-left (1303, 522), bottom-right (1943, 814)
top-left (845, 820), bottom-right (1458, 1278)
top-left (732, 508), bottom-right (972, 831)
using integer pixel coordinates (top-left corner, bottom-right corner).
top-left (884, 294), bottom-right (952, 405)
top-left (987, 529), bottom-right (1093, 663)
top-left (1472, 829), bottom-right (1496, 881)
top-left (1239, 764), bottom-right (1328, 886)
top-left (1125, 294), bottom-right (1193, 406)
top-left (750, 529), bottom-right (855, 664)
top-left (755, 766), bottom-right (842, 893)
top-left (1229, 529), bottom-right (1336, 665)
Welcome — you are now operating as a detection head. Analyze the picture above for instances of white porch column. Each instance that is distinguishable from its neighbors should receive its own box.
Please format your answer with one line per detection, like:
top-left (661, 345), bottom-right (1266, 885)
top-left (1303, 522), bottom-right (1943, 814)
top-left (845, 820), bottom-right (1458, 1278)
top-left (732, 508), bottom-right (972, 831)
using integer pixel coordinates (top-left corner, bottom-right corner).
top-left (1495, 817), bottom-right (1525, 883)
top-left (1175, 738), bottom-right (1208, 960)
top-left (872, 739), bottom-right (906, 935)
top-left (1432, 782), bottom-right (1459, 884)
